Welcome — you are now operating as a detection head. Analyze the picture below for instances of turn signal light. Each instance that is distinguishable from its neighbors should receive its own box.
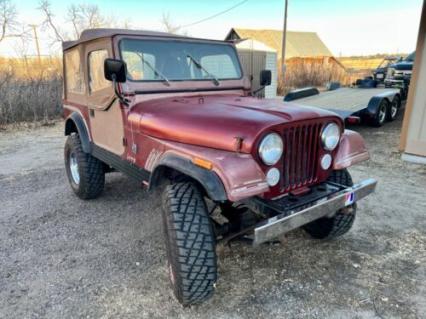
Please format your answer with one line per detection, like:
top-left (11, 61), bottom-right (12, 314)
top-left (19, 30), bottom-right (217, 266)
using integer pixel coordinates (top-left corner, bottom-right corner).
top-left (192, 157), bottom-right (213, 170)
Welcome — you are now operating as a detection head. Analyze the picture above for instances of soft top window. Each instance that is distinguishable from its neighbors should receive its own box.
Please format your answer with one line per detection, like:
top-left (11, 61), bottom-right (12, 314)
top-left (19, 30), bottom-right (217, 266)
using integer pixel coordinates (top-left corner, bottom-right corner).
top-left (65, 48), bottom-right (85, 94)
top-left (88, 49), bottom-right (111, 93)
top-left (120, 39), bottom-right (242, 82)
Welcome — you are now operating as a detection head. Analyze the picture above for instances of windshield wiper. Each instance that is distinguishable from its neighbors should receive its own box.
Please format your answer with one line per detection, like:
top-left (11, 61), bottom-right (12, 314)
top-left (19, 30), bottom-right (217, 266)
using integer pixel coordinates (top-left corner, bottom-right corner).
top-left (137, 53), bottom-right (170, 86)
top-left (187, 54), bottom-right (220, 86)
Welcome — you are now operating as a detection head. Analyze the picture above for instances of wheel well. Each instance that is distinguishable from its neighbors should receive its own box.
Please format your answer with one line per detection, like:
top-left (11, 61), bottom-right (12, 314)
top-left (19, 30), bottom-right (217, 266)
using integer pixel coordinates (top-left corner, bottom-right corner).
top-left (64, 114), bottom-right (92, 153)
top-left (65, 118), bottom-right (78, 135)
top-left (149, 160), bottom-right (227, 202)
top-left (150, 165), bottom-right (207, 195)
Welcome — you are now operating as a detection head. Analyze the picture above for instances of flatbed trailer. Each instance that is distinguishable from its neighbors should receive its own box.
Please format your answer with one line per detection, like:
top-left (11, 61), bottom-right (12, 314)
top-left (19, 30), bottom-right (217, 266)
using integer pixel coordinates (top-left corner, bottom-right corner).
top-left (284, 87), bottom-right (402, 127)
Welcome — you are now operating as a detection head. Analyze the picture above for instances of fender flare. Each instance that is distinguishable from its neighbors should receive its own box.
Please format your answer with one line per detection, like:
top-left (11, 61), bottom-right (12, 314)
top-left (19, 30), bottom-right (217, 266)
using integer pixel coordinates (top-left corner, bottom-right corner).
top-left (64, 112), bottom-right (92, 153)
top-left (364, 91), bottom-right (399, 118)
top-left (149, 154), bottom-right (227, 202)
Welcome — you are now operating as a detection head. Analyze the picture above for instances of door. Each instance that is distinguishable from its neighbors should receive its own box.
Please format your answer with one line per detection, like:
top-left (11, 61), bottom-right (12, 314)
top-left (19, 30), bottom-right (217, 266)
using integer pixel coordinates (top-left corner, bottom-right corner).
top-left (85, 40), bottom-right (125, 155)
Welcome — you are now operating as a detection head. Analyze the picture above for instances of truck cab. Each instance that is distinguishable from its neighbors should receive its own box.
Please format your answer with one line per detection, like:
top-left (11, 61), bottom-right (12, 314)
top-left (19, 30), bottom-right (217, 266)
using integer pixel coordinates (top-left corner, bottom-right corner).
top-left (385, 51), bottom-right (416, 98)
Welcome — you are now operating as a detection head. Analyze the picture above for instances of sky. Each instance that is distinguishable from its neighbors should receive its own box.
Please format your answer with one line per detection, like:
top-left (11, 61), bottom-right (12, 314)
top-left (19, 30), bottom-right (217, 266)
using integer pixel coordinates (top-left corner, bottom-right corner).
top-left (0, 0), bottom-right (423, 57)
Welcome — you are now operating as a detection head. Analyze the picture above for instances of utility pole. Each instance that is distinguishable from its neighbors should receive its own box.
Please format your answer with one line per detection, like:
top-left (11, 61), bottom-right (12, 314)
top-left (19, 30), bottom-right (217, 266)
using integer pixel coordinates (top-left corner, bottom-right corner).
top-left (29, 24), bottom-right (41, 63)
top-left (281, 0), bottom-right (289, 76)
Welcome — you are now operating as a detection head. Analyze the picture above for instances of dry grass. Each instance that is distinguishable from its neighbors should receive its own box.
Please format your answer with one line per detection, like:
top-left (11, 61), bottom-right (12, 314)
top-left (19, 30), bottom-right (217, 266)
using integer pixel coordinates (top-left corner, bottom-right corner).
top-left (338, 57), bottom-right (383, 71)
top-left (279, 57), bottom-right (349, 95)
top-left (0, 57), bottom-right (63, 126)
top-left (0, 54), bottom-right (393, 126)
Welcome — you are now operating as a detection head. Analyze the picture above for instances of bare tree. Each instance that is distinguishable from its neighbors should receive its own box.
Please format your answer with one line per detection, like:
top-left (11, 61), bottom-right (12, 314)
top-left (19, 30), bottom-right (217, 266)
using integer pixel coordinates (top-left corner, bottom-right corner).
top-left (38, 0), bottom-right (64, 42)
top-left (0, 0), bottom-right (21, 43)
top-left (67, 4), bottom-right (80, 40)
top-left (67, 4), bottom-right (106, 37)
top-left (40, 1), bottom-right (115, 42)
top-left (161, 12), bottom-right (186, 35)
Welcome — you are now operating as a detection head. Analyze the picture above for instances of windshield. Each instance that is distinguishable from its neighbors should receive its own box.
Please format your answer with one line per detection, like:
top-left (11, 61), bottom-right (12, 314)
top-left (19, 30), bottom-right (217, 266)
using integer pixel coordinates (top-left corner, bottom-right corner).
top-left (405, 52), bottom-right (416, 62)
top-left (120, 39), bottom-right (242, 82)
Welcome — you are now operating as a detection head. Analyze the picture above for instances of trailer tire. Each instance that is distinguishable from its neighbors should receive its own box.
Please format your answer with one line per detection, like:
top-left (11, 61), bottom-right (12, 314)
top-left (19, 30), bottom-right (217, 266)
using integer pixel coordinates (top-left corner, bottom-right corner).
top-left (387, 95), bottom-right (401, 121)
top-left (162, 181), bottom-right (217, 306)
top-left (303, 169), bottom-right (356, 239)
top-left (372, 99), bottom-right (389, 127)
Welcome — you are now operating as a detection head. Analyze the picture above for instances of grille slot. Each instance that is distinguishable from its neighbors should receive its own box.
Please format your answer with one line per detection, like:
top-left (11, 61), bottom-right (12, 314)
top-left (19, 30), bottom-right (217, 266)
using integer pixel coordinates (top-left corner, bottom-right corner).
top-left (281, 123), bottom-right (322, 191)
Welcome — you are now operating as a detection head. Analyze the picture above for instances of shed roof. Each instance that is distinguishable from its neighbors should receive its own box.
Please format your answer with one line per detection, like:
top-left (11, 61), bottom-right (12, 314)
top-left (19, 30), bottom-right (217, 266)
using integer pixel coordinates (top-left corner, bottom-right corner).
top-left (235, 39), bottom-right (276, 52)
top-left (225, 28), bottom-right (333, 59)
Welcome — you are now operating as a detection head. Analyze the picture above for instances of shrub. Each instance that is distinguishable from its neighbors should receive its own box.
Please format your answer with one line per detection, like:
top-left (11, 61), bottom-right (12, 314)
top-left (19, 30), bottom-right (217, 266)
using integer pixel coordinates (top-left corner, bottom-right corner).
top-left (278, 57), bottom-right (350, 95)
top-left (0, 57), bottom-right (63, 126)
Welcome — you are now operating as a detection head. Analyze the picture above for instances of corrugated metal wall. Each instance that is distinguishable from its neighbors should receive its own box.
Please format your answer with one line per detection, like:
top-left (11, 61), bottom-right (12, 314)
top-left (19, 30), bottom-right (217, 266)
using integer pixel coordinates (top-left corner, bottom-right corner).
top-left (265, 52), bottom-right (278, 99)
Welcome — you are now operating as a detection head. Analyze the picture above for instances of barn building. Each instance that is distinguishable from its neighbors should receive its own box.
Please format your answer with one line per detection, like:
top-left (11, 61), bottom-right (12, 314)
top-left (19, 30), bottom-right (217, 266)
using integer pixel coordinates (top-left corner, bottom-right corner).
top-left (225, 28), bottom-right (347, 94)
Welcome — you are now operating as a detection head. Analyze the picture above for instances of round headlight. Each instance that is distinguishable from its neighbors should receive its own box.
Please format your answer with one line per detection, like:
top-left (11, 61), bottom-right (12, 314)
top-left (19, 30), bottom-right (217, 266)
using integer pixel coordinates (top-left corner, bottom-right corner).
top-left (321, 123), bottom-right (340, 151)
top-left (258, 133), bottom-right (283, 166)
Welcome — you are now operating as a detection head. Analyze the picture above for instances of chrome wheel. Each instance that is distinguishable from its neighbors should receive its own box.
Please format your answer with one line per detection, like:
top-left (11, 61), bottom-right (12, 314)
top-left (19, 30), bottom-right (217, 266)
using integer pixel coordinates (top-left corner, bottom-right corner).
top-left (69, 152), bottom-right (80, 185)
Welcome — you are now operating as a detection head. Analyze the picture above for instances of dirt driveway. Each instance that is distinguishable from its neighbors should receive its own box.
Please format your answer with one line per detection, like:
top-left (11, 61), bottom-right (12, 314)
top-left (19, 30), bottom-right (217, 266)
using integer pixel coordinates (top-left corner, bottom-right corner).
top-left (0, 116), bottom-right (425, 319)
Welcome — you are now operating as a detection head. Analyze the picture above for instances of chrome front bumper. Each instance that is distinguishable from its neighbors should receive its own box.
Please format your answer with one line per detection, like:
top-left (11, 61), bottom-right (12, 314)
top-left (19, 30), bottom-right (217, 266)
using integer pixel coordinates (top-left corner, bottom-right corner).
top-left (253, 178), bottom-right (377, 245)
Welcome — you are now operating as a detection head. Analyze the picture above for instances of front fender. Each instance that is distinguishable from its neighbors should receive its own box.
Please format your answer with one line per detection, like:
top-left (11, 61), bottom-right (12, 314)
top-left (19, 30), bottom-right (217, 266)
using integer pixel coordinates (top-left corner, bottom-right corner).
top-left (150, 154), bottom-right (227, 202)
top-left (145, 138), bottom-right (269, 202)
top-left (333, 129), bottom-right (369, 170)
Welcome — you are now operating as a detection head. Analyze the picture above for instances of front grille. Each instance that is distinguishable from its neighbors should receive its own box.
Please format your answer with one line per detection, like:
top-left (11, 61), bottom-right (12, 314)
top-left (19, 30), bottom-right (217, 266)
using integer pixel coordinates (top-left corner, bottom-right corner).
top-left (281, 122), bottom-right (323, 191)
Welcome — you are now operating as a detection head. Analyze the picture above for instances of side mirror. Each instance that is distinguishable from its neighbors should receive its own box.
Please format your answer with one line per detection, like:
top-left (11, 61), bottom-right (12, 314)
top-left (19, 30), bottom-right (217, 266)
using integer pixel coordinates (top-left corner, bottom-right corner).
top-left (104, 58), bottom-right (127, 83)
top-left (260, 70), bottom-right (272, 86)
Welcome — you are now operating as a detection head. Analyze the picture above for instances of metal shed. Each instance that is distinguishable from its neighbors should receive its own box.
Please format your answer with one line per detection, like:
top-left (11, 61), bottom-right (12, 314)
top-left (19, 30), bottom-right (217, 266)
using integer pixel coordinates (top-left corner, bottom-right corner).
top-left (235, 39), bottom-right (278, 98)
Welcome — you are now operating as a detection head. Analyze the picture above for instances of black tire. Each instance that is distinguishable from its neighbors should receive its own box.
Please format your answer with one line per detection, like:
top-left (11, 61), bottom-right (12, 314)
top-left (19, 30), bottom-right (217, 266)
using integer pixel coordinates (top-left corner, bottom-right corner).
top-left (64, 134), bottom-right (105, 199)
top-left (303, 169), bottom-right (356, 239)
top-left (371, 99), bottom-right (388, 127)
top-left (162, 182), bottom-right (217, 306)
top-left (387, 95), bottom-right (401, 121)
top-left (401, 87), bottom-right (409, 100)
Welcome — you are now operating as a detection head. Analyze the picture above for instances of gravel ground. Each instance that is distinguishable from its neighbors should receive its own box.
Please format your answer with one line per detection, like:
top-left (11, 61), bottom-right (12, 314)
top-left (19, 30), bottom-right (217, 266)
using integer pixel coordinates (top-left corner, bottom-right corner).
top-left (0, 114), bottom-right (425, 319)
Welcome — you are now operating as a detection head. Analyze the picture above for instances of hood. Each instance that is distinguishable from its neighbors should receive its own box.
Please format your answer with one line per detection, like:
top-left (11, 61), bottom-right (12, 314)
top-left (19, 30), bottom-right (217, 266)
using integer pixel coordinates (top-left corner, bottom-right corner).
top-left (129, 95), bottom-right (339, 153)
top-left (392, 61), bottom-right (413, 71)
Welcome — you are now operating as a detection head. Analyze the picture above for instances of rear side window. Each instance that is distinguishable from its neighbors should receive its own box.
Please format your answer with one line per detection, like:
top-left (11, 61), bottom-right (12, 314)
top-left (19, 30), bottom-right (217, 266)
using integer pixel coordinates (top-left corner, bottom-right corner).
top-left (88, 50), bottom-right (110, 93)
top-left (65, 48), bottom-right (85, 94)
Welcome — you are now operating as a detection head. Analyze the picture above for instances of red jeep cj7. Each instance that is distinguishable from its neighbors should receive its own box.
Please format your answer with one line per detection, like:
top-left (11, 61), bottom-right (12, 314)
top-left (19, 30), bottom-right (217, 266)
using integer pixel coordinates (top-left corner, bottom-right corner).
top-left (62, 29), bottom-right (377, 305)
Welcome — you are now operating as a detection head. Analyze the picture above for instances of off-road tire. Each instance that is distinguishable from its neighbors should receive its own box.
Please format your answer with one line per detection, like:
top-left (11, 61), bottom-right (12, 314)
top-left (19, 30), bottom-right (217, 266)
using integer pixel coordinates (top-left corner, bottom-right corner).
top-left (64, 134), bottom-right (105, 199)
top-left (162, 182), bottom-right (217, 306)
top-left (303, 169), bottom-right (356, 239)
